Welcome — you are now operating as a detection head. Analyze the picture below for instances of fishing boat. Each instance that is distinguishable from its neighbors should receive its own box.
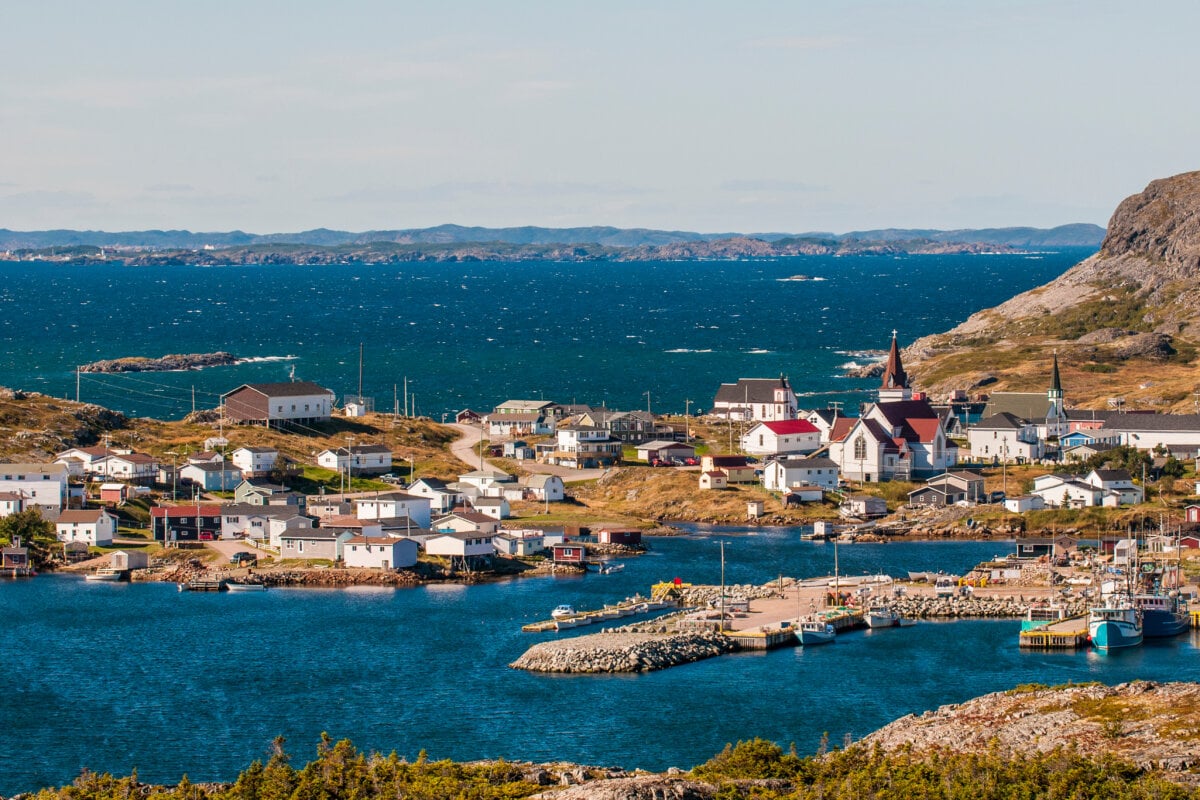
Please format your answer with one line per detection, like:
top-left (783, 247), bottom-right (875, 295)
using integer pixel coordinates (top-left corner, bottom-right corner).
top-left (85, 568), bottom-right (123, 582)
top-left (1133, 592), bottom-right (1189, 637)
top-left (226, 581), bottom-right (267, 592)
top-left (1088, 598), bottom-right (1143, 650)
top-left (796, 618), bottom-right (836, 646)
top-left (598, 562), bottom-right (624, 574)
top-left (865, 604), bottom-right (900, 628)
top-left (551, 604), bottom-right (576, 619)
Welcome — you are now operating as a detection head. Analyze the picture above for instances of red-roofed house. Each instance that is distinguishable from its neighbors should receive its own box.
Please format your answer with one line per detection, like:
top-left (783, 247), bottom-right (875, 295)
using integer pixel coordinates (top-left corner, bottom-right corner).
top-left (741, 419), bottom-right (821, 457)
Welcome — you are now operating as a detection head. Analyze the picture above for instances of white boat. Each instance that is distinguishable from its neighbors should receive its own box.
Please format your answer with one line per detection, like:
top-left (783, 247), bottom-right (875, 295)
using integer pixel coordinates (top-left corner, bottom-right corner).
top-left (85, 568), bottom-right (122, 582)
top-left (797, 619), bottom-right (836, 646)
top-left (551, 604), bottom-right (576, 619)
top-left (226, 581), bottom-right (267, 592)
top-left (598, 562), bottom-right (624, 574)
top-left (554, 616), bottom-right (583, 631)
top-left (896, 617), bottom-right (917, 627)
top-left (865, 605), bottom-right (900, 628)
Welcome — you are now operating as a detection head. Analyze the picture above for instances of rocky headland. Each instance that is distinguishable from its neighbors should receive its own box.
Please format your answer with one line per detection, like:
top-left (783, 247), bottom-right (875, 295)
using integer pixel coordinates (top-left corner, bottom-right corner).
top-left (906, 170), bottom-right (1200, 411)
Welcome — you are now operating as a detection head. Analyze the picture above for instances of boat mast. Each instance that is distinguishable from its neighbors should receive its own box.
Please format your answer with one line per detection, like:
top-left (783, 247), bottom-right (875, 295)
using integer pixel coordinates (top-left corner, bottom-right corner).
top-left (719, 540), bottom-right (726, 632)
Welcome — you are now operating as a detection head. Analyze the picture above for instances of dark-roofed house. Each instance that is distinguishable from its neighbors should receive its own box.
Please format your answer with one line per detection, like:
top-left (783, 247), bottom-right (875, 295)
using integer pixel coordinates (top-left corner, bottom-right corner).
top-left (222, 381), bottom-right (335, 427)
top-left (828, 398), bottom-right (957, 482)
top-left (711, 375), bottom-right (797, 422)
top-left (967, 412), bottom-right (1043, 463)
top-left (406, 477), bottom-right (464, 513)
top-left (907, 471), bottom-right (986, 507)
top-left (1101, 413), bottom-right (1200, 453)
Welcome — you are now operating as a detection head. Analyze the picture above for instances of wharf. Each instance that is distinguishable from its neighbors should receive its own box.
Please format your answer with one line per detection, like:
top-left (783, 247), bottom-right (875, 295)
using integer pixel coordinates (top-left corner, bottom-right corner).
top-left (521, 600), bottom-right (675, 632)
top-left (1018, 615), bottom-right (1089, 649)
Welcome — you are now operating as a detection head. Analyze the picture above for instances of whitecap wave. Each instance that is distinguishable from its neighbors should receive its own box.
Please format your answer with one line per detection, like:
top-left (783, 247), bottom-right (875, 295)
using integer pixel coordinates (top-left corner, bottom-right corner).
top-left (744, 349), bottom-right (771, 354)
top-left (664, 348), bottom-right (714, 354)
top-left (238, 355), bottom-right (299, 364)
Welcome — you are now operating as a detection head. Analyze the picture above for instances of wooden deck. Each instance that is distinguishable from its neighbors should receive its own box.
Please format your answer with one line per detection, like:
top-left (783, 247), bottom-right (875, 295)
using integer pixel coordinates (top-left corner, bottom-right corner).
top-left (1018, 614), bottom-right (1089, 649)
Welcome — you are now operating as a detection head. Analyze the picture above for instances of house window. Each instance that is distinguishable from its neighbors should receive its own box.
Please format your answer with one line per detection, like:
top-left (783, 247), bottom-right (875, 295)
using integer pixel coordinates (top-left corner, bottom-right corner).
top-left (759, 435), bottom-right (764, 447)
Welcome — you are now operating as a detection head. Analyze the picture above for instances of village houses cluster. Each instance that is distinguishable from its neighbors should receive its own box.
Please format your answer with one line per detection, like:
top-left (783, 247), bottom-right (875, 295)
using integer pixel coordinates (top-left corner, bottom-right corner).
top-left (5, 336), bottom-right (1200, 573)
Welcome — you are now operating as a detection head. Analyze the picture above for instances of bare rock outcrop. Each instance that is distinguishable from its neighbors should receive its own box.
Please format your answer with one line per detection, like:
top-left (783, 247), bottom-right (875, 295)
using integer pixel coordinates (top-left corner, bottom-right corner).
top-left (862, 681), bottom-right (1200, 784)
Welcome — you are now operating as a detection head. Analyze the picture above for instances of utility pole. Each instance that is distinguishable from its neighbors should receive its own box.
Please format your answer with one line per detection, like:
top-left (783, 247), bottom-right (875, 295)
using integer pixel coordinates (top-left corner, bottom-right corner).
top-left (75, 366), bottom-right (80, 404)
top-left (404, 376), bottom-right (409, 418)
top-left (719, 540), bottom-right (726, 633)
top-left (191, 386), bottom-right (196, 415)
top-left (357, 342), bottom-right (363, 404)
top-left (394, 384), bottom-right (399, 419)
top-left (685, 399), bottom-right (692, 442)
top-left (644, 390), bottom-right (651, 414)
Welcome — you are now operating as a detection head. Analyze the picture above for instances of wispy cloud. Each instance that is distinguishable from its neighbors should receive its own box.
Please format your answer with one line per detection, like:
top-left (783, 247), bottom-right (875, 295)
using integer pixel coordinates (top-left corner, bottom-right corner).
top-left (720, 179), bottom-right (829, 193)
top-left (744, 35), bottom-right (854, 50)
top-left (0, 189), bottom-right (98, 207)
top-left (146, 183), bottom-right (195, 193)
top-left (321, 180), bottom-right (645, 204)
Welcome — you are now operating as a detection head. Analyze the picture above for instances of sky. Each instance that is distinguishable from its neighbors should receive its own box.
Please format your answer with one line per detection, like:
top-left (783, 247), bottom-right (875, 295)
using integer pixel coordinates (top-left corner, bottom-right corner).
top-left (2, 1), bottom-right (1198, 235)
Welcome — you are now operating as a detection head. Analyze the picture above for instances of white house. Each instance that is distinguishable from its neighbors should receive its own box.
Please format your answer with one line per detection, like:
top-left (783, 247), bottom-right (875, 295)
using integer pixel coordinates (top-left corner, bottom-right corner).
top-left (229, 446), bottom-right (279, 477)
top-left (316, 444), bottom-right (393, 475)
top-left (1030, 474), bottom-right (1105, 508)
top-left (425, 532), bottom-right (494, 569)
top-left (0, 463), bottom-right (68, 515)
top-left (434, 511), bottom-right (501, 536)
top-left (761, 456), bottom-right (839, 492)
top-left (1101, 413), bottom-right (1200, 452)
top-left (741, 419), bottom-right (821, 457)
top-left (543, 426), bottom-right (622, 469)
top-left (0, 492), bottom-right (25, 518)
top-left (492, 529), bottom-right (545, 556)
top-left (279, 529), bottom-right (354, 561)
top-left (100, 453), bottom-right (160, 483)
top-left (458, 469), bottom-right (514, 497)
top-left (343, 536), bottom-right (418, 569)
top-left (178, 461), bottom-right (244, 492)
top-left (828, 400), bottom-right (958, 483)
top-left (967, 412), bottom-right (1044, 463)
top-left (635, 441), bottom-right (696, 463)
top-left (1004, 495), bottom-right (1046, 514)
top-left (487, 413), bottom-right (553, 438)
top-left (55, 446), bottom-right (113, 475)
top-left (711, 375), bottom-right (797, 422)
top-left (471, 496), bottom-right (510, 520)
top-left (406, 477), bottom-right (465, 513)
top-left (354, 492), bottom-right (432, 528)
top-left (55, 508), bottom-right (117, 546)
top-left (1084, 469), bottom-right (1140, 505)
top-left (222, 381), bottom-right (335, 427)
top-left (520, 473), bottom-right (564, 502)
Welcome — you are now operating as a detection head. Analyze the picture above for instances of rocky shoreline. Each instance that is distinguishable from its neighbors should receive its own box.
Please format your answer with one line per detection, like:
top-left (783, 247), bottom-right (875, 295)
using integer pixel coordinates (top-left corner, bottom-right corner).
top-left (79, 351), bottom-right (240, 373)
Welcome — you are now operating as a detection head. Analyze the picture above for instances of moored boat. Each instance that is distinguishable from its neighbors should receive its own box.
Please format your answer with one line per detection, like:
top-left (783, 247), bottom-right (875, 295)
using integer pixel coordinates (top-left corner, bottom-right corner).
top-left (865, 605), bottom-right (899, 628)
top-left (85, 568), bottom-right (123, 582)
top-left (551, 604), bottom-right (576, 619)
top-left (1088, 599), bottom-right (1143, 650)
top-left (1021, 604), bottom-right (1070, 631)
top-left (1133, 592), bottom-right (1189, 637)
top-left (226, 581), bottom-right (267, 592)
top-left (796, 618), bottom-right (836, 646)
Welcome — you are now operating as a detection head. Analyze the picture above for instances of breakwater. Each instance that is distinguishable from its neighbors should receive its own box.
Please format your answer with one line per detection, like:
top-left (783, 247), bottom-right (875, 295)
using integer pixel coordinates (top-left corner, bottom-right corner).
top-left (511, 631), bottom-right (736, 673)
top-left (882, 594), bottom-right (1087, 619)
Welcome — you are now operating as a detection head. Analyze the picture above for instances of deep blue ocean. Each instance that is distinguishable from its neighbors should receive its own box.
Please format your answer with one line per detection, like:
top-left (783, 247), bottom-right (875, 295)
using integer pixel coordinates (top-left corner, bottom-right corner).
top-left (0, 250), bottom-right (1093, 419)
top-left (4, 531), bottom-right (1199, 793)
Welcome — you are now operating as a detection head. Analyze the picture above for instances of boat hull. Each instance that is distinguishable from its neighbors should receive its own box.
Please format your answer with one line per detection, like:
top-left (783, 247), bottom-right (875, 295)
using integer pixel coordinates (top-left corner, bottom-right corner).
top-left (1141, 609), bottom-right (1189, 638)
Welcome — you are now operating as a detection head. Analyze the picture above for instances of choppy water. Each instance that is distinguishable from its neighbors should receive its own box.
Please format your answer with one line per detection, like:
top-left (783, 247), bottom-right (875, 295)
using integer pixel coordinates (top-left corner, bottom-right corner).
top-left (0, 251), bottom-right (1090, 419)
top-left (3, 531), bottom-right (1197, 793)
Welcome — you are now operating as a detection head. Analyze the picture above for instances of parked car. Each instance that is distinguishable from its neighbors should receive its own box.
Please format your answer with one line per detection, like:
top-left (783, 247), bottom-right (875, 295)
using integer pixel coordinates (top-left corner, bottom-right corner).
top-left (989, 491), bottom-right (1006, 503)
top-left (379, 473), bottom-right (401, 484)
top-left (230, 551), bottom-right (257, 565)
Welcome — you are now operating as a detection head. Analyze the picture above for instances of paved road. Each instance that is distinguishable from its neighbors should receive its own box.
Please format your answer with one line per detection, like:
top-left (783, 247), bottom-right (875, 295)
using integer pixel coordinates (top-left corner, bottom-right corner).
top-left (447, 423), bottom-right (609, 482)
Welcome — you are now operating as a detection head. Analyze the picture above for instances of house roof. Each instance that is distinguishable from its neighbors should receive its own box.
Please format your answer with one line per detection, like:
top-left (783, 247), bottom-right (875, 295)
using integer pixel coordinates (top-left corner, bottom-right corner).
top-left (233, 446), bottom-right (277, 454)
top-left (488, 412), bottom-right (544, 423)
top-left (281, 529), bottom-right (345, 541)
top-left (356, 491), bottom-right (421, 502)
top-left (461, 469), bottom-right (511, 480)
top-left (713, 376), bottom-right (793, 405)
top-left (410, 477), bottom-right (451, 491)
top-left (520, 474), bottom-right (561, 488)
top-left (759, 419), bottom-right (820, 435)
top-left (0, 462), bottom-right (68, 475)
top-left (775, 456), bottom-right (838, 469)
top-left (1090, 468), bottom-right (1133, 482)
top-left (435, 511), bottom-right (494, 524)
top-left (494, 400), bottom-right (556, 412)
top-left (56, 509), bottom-right (109, 524)
top-left (805, 408), bottom-right (839, 426)
top-left (973, 412), bottom-right (1027, 430)
top-left (828, 416), bottom-right (857, 442)
top-left (182, 461), bottom-right (240, 473)
top-left (345, 536), bottom-right (410, 546)
top-left (702, 471), bottom-right (726, 478)
top-left (638, 440), bottom-right (693, 451)
top-left (1102, 413), bottom-right (1200, 432)
top-left (980, 392), bottom-right (1053, 422)
top-left (472, 497), bottom-right (505, 507)
top-left (223, 381), bottom-right (333, 399)
top-left (151, 504), bottom-right (223, 517)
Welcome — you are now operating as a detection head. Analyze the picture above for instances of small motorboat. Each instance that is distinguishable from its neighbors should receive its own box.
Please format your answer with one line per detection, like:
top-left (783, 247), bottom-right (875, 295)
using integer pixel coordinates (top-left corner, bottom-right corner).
top-left (551, 604), bottom-right (576, 619)
top-left (797, 618), bottom-right (836, 646)
top-left (226, 581), bottom-right (267, 592)
top-left (85, 568), bottom-right (122, 582)
top-left (598, 562), bottom-right (625, 574)
top-left (865, 605), bottom-right (900, 628)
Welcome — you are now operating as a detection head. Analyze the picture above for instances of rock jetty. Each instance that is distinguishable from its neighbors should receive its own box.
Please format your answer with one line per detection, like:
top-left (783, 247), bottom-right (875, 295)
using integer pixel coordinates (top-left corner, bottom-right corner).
top-left (882, 593), bottom-right (1086, 619)
top-left (511, 631), bottom-right (736, 673)
top-left (80, 351), bottom-right (239, 373)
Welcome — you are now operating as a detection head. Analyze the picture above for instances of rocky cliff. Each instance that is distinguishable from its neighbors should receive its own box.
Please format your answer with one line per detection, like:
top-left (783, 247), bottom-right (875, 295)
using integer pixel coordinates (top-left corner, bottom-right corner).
top-left (907, 171), bottom-right (1200, 410)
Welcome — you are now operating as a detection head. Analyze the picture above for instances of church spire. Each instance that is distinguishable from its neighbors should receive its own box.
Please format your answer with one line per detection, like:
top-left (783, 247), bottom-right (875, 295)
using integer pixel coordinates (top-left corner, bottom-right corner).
top-left (880, 330), bottom-right (908, 390)
top-left (878, 330), bottom-right (911, 402)
top-left (1050, 350), bottom-right (1062, 397)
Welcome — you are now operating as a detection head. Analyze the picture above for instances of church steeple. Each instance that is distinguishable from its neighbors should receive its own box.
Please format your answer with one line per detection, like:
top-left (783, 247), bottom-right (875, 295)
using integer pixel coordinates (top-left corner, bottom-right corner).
top-left (1048, 350), bottom-right (1065, 422)
top-left (879, 330), bottom-right (911, 402)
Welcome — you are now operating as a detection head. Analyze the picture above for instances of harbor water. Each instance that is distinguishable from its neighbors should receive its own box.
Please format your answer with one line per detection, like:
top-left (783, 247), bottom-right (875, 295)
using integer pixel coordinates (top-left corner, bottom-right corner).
top-left (3, 531), bottom-right (1199, 793)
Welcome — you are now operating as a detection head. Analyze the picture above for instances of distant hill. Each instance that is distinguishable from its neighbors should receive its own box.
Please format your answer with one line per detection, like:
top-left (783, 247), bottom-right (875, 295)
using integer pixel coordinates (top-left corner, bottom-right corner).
top-left (0, 222), bottom-right (1105, 251)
